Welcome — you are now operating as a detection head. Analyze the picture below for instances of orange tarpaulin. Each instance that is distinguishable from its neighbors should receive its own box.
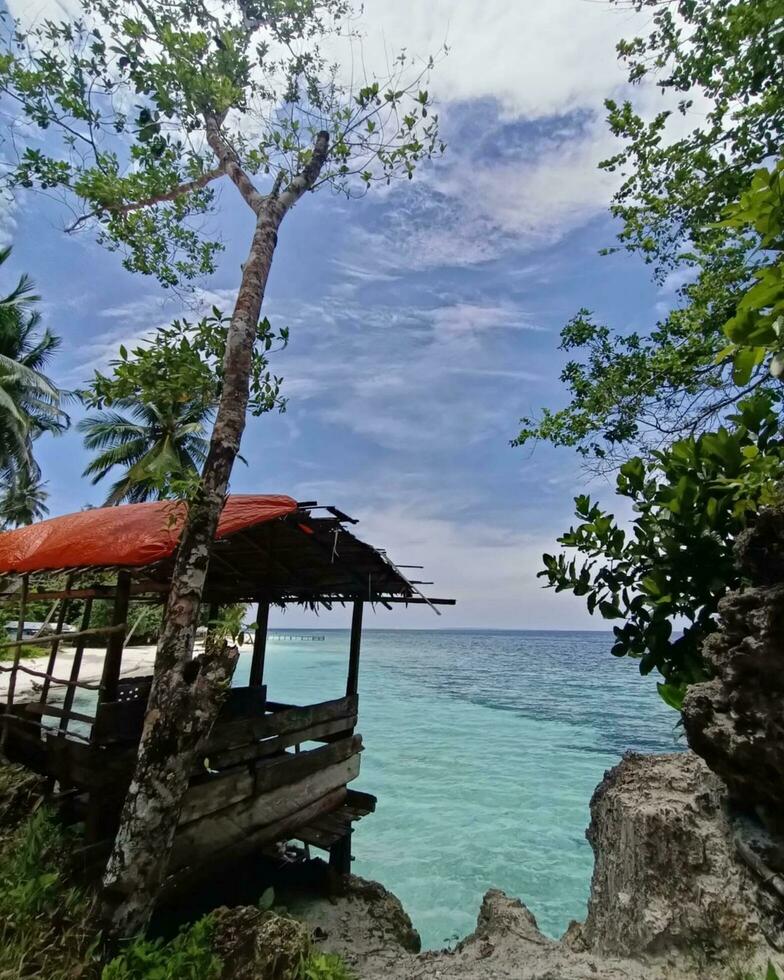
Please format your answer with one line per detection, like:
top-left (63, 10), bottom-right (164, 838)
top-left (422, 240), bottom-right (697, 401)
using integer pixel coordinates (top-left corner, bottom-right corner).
top-left (0, 495), bottom-right (298, 574)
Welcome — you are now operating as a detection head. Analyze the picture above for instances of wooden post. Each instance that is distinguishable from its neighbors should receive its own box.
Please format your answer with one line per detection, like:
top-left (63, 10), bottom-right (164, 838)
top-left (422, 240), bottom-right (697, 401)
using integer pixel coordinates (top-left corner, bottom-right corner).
top-left (249, 600), bottom-right (269, 688)
top-left (345, 600), bottom-right (364, 697)
top-left (329, 831), bottom-right (352, 876)
top-left (99, 571), bottom-right (131, 704)
top-left (59, 598), bottom-right (93, 734)
top-left (40, 572), bottom-right (75, 705)
top-left (1, 574), bottom-right (29, 748)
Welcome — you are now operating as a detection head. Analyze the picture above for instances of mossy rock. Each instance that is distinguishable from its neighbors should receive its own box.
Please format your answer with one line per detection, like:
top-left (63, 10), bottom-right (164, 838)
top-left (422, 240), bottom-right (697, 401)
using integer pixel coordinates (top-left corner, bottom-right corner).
top-left (211, 906), bottom-right (310, 980)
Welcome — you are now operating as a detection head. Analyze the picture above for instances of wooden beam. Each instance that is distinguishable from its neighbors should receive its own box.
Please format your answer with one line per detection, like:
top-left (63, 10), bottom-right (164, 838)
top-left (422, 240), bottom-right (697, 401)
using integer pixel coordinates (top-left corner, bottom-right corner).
top-left (2, 574), bottom-right (28, 733)
top-left (249, 600), bottom-right (269, 688)
top-left (99, 570), bottom-right (131, 704)
top-left (0, 622), bottom-right (125, 652)
top-left (346, 600), bottom-right (363, 697)
top-left (40, 572), bottom-right (75, 705)
top-left (60, 598), bottom-right (93, 734)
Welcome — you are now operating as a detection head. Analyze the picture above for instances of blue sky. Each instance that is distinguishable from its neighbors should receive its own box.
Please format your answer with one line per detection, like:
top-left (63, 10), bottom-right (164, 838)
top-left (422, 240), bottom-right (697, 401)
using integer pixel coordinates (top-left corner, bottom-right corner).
top-left (3, 0), bottom-right (675, 629)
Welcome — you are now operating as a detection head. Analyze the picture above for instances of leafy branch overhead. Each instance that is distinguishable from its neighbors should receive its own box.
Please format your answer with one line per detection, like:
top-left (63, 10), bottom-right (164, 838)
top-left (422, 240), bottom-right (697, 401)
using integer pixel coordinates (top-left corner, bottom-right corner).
top-left (541, 393), bottom-right (784, 707)
top-left (78, 310), bottom-right (288, 417)
top-left (0, 0), bottom-right (443, 288)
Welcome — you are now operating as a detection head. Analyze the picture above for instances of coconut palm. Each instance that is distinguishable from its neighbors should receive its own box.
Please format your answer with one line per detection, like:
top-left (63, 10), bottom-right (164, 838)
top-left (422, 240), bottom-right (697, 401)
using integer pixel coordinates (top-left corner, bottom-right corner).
top-left (0, 475), bottom-right (49, 528)
top-left (0, 246), bottom-right (68, 482)
top-left (78, 399), bottom-right (212, 505)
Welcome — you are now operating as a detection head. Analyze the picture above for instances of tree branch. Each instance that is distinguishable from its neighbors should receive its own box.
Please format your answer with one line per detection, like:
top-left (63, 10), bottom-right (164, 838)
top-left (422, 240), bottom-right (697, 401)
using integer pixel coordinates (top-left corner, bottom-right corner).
top-left (63, 168), bottom-right (225, 232)
top-left (277, 130), bottom-right (331, 211)
top-left (204, 113), bottom-right (265, 213)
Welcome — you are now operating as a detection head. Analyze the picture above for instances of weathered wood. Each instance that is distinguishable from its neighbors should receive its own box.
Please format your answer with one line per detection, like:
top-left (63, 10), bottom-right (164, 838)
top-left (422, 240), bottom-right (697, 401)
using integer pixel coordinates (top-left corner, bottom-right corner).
top-left (170, 755), bottom-right (360, 869)
top-left (202, 694), bottom-right (357, 754)
top-left (345, 788), bottom-right (377, 813)
top-left (180, 735), bottom-right (361, 824)
top-left (0, 582), bottom-right (169, 602)
top-left (203, 714), bottom-right (357, 770)
top-left (19, 702), bottom-right (96, 726)
top-left (346, 599), bottom-right (363, 697)
top-left (3, 574), bottom-right (28, 714)
top-left (0, 622), bottom-right (125, 651)
top-left (100, 571), bottom-right (131, 704)
top-left (93, 685), bottom-right (267, 746)
top-left (40, 572), bottom-right (75, 704)
top-left (249, 600), bottom-right (269, 687)
top-left (161, 786), bottom-right (346, 902)
top-left (0, 662), bottom-right (101, 690)
top-left (329, 832), bottom-right (352, 874)
top-left (60, 598), bottom-right (93, 733)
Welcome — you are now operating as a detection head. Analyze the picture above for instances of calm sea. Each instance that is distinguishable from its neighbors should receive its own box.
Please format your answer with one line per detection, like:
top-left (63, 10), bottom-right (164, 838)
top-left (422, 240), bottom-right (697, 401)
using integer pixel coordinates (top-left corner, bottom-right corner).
top-left (233, 628), bottom-right (682, 950)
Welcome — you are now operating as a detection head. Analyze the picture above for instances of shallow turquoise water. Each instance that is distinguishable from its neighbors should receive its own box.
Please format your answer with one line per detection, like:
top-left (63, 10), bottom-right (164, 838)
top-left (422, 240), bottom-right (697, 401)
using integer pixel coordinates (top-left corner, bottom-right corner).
top-left (234, 628), bottom-right (681, 950)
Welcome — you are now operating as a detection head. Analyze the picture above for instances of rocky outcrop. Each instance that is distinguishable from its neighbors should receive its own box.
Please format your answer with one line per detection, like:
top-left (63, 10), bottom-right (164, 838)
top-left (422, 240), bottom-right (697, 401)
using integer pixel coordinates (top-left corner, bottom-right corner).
top-left (682, 585), bottom-right (784, 822)
top-left (581, 751), bottom-right (781, 956)
top-left (681, 510), bottom-right (784, 823)
top-left (211, 905), bottom-right (310, 980)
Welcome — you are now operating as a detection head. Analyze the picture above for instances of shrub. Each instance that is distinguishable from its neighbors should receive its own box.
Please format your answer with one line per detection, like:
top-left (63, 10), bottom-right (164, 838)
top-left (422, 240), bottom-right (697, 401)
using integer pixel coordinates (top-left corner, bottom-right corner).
top-left (101, 917), bottom-right (222, 980)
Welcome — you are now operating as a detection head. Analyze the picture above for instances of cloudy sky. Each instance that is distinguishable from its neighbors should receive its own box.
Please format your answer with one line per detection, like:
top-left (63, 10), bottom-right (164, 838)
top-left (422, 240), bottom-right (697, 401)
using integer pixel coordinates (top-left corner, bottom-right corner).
top-left (3, 0), bottom-right (671, 630)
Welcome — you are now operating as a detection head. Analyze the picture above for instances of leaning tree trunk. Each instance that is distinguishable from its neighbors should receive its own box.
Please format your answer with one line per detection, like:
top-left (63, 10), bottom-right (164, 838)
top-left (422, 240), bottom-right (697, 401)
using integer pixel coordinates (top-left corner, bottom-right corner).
top-left (101, 130), bottom-right (329, 937)
top-left (100, 207), bottom-right (283, 935)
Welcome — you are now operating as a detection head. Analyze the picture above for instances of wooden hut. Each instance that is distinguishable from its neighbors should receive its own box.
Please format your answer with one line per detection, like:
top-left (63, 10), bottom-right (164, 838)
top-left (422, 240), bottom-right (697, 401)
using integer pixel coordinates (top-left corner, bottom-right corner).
top-left (0, 494), bottom-right (453, 890)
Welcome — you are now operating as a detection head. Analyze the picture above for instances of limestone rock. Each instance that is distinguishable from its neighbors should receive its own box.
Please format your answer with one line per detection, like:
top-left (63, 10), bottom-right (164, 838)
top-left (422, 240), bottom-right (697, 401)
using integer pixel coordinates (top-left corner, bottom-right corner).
top-left (682, 583), bottom-right (784, 822)
top-left (582, 751), bottom-right (776, 956)
top-left (211, 906), bottom-right (310, 980)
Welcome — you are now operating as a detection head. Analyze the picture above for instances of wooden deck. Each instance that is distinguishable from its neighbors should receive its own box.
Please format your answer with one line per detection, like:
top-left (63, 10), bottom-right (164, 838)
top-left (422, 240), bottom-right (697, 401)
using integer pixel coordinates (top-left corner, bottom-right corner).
top-left (1, 691), bottom-right (373, 884)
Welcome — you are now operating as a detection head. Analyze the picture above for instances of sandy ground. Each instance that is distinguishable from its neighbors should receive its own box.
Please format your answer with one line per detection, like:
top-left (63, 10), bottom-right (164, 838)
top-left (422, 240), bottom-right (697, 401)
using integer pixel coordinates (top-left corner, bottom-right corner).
top-left (0, 643), bottom-right (159, 700)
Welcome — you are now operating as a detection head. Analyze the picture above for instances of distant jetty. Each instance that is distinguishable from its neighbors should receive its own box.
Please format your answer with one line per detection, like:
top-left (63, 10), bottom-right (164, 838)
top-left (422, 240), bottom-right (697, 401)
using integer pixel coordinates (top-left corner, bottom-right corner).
top-left (270, 632), bottom-right (326, 641)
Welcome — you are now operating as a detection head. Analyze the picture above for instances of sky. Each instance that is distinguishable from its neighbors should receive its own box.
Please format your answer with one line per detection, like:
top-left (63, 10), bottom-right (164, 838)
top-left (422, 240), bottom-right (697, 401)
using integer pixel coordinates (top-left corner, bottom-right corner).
top-left (2, 0), bottom-right (676, 630)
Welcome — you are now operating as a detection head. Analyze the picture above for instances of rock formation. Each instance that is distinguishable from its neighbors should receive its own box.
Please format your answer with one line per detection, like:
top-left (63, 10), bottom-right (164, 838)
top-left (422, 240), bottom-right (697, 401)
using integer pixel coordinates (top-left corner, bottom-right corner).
top-left (581, 752), bottom-right (782, 956)
top-left (682, 511), bottom-right (784, 822)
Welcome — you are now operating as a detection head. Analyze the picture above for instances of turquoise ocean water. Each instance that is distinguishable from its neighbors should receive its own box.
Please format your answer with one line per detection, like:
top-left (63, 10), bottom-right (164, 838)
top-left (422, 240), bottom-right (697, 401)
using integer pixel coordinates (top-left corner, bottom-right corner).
top-left (232, 628), bottom-right (681, 950)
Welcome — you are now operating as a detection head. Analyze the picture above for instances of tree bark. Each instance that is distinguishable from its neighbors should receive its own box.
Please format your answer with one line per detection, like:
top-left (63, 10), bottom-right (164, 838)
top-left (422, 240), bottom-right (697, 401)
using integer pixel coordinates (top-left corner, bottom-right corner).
top-left (100, 128), bottom-right (330, 937)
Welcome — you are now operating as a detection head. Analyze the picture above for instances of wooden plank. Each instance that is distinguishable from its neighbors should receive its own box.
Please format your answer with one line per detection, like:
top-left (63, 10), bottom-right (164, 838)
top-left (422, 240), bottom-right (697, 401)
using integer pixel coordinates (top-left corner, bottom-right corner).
top-left (0, 662), bottom-right (101, 691)
top-left (203, 715), bottom-right (357, 770)
top-left (99, 571), bottom-right (131, 703)
top-left (40, 572), bottom-right (75, 704)
top-left (0, 582), bottom-right (168, 602)
top-left (0, 622), bottom-right (125, 652)
top-left (3, 575), bottom-right (28, 714)
top-left (202, 694), bottom-right (357, 753)
top-left (345, 788), bottom-right (377, 813)
top-left (60, 598), bottom-right (93, 733)
top-left (170, 755), bottom-right (360, 869)
top-left (18, 702), bottom-right (96, 726)
top-left (180, 735), bottom-right (361, 825)
top-left (92, 684), bottom-right (268, 746)
top-left (161, 786), bottom-right (347, 901)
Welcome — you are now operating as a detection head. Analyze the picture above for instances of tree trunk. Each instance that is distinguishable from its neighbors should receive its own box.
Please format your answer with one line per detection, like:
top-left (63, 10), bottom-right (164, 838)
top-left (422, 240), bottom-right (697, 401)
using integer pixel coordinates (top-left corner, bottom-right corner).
top-left (100, 201), bottom-right (285, 936)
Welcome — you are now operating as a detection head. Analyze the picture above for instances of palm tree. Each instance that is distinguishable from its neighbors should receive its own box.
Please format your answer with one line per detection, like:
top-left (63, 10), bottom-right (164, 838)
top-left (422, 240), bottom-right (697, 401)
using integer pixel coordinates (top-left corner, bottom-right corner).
top-left (0, 475), bottom-right (49, 528)
top-left (78, 399), bottom-right (212, 505)
top-left (0, 246), bottom-right (68, 483)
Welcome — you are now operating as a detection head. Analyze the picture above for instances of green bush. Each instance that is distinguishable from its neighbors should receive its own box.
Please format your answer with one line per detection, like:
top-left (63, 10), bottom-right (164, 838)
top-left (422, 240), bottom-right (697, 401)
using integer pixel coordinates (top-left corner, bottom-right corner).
top-left (301, 951), bottom-right (357, 980)
top-left (0, 808), bottom-right (100, 979)
top-left (541, 392), bottom-right (784, 706)
top-left (102, 917), bottom-right (222, 980)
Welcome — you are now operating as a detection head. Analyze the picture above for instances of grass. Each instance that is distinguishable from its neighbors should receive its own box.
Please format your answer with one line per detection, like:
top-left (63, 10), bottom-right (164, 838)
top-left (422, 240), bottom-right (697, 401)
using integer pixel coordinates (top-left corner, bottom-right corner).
top-left (0, 643), bottom-right (49, 662)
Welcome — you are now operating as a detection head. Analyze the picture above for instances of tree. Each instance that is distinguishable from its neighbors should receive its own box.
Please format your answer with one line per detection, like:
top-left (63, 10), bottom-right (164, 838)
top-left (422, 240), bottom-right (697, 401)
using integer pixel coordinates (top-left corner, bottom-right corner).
top-left (0, 0), bottom-right (442, 935)
top-left (541, 392), bottom-right (784, 707)
top-left (516, 0), bottom-right (784, 464)
top-left (78, 399), bottom-right (212, 504)
top-left (0, 473), bottom-right (49, 527)
top-left (0, 246), bottom-right (67, 484)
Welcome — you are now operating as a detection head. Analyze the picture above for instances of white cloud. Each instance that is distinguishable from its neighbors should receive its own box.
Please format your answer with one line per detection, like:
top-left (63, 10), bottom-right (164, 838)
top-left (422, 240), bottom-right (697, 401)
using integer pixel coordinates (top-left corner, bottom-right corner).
top-left (338, 0), bottom-right (647, 121)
